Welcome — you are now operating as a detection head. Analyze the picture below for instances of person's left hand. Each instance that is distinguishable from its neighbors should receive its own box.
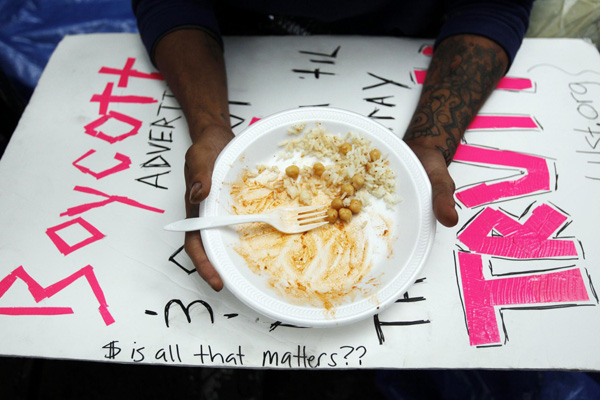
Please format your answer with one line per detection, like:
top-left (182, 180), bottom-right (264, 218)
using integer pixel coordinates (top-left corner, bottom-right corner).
top-left (405, 142), bottom-right (458, 227)
top-left (402, 34), bottom-right (509, 228)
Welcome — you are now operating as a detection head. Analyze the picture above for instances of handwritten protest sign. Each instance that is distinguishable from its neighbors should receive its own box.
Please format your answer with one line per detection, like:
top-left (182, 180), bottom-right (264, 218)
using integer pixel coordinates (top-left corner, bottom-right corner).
top-left (0, 33), bottom-right (599, 369)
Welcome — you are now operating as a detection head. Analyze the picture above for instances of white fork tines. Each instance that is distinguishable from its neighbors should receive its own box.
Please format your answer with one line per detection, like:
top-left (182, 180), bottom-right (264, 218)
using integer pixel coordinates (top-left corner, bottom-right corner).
top-left (163, 205), bottom-right (329, 234)
top-left (279, 205), bottom-right (329, 233)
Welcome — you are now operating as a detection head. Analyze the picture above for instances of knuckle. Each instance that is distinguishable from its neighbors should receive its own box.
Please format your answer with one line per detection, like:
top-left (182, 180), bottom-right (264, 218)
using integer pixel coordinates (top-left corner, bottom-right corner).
top-left (184, 145), bottom-right (197, 165)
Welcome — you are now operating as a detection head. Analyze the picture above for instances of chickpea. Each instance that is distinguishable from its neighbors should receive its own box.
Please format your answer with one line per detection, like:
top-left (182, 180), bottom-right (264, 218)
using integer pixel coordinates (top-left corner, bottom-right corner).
top-left (365, 162), bottom-right (373, 172)
top-left (370, 149), bottom-right (381, 162)
top-left (326, 208), bottom-right (338, 223)
top-left (313, 162), bottom-right (325, 177)
top-left (349, 199), bottom-right (362, 214)
top-left (341, 184), bottom-right (355, 197)
top-left (285, 165), bottom-right (299, 179)
top-left (351, 174), bottom-right (365, 190)
top-left (338, 207), bottom-right (352, 222)
top-left (339, 142), bottom-right (352, 155)
top-left (331, 197), bottom-right (344, 210)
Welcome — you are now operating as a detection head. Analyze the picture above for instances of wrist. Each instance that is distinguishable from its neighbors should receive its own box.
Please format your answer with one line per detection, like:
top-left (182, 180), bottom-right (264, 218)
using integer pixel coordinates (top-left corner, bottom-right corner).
top-left (189, 117), bottom-right (233, 144)
top-left (404, 137), bottom-right (455, 168)
top-left (189, 122), bottom-right (235, 154)
top-left (404, 131), bottom-right (459, 165)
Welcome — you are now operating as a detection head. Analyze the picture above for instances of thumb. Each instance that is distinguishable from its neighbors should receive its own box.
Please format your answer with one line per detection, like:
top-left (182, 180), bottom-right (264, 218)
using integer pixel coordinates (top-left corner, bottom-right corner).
top-left (407, 144), bottom-right (459, 227)
top-left (185, 142), bottom-right (215, 205)
top-left (428, 165), bottom-right (458, 227)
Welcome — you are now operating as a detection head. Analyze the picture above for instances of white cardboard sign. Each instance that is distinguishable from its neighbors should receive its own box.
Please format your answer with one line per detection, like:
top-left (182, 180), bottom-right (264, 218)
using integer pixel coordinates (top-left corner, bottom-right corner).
top-left (0, 33), bottom-right (599, 369)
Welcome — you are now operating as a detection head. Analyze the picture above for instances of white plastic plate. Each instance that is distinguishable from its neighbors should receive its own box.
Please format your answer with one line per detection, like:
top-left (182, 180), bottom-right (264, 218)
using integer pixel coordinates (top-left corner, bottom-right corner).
top-left (201, 107), bottom-right (436, 327)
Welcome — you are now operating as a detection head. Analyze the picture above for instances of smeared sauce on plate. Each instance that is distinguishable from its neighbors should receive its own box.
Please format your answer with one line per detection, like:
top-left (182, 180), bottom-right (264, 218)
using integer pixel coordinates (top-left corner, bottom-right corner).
top-left (230, 167), bottom-right (393, 311)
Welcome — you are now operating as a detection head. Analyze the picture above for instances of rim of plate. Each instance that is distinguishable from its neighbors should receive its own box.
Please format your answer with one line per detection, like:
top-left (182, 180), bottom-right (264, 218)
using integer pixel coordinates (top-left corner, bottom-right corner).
top-left (201, 107), bottom-right (436, 327)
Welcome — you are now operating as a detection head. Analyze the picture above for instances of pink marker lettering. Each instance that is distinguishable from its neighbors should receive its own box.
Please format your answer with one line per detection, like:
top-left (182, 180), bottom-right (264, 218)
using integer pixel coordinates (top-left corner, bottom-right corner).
top-left (457, 205), bottom-right (577, 258)
top-left (454, 145), bottom-right (550, 207)
top-left (84, 111), bottom-right (142, 144)
top-left (73, 149), bottom-right (131, 179)
top-left (414, 70), bottom-right (532, 91)
top-left (99, 57), bottom-right (163, 88)
top-left (60, 186), bottom-right (165, 217)
top-left (46, 217), bottom-right (105, 255)
top-left (458, 252), bottom-right (589, 346)
top-left (468, 115), bottom-right (538, 130)
top-left (0, 265), bottom-right (114, 325)
top-left (495, 77), bottom-right (533, 91)
top-left (0, 307), bottom-right (74, 315)
top-left (422, 46), bottom-right (434, 56)
top-left (90, 82), bottom-right (157, 115)
top-left (414, 69), bottom-right (427, 84)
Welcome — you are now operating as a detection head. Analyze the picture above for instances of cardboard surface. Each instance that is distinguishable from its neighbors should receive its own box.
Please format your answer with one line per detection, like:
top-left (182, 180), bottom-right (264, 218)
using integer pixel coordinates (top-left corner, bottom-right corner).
top-left (1, 33), bottom-right (599, 369)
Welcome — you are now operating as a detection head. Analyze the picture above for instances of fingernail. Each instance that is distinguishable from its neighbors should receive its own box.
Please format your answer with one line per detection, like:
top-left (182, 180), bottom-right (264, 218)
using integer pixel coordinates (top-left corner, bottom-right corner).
top-left (189, 182), bottom-right (202, 203)
top-left (209, 276), bottom-right (223, 291)
top-left (206, 275), bottom-right (223, 292)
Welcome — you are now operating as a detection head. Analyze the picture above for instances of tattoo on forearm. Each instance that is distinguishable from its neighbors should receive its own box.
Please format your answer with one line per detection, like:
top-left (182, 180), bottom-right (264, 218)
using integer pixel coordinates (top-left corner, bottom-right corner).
top-left (404, 35), bottom-right (507, 165)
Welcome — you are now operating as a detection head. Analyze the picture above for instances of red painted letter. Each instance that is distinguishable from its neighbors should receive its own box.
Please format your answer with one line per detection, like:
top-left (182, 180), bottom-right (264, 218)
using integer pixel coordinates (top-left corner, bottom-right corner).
top-left (90, 82), bottom-right (157, 115)
top-left (84, 111), bottom-right (142, 144)
top-left (458, 252), bottom-right (589, 346)
top-left (454, 145), bottom-right (551, 207)
top-left (73, 149), bottom-right (131, 179)
top-left (46, 217), bottom-right (105, 255)
top-left (457, 205), bottom-right (577, 259)
top-left (99, 57), bottom-right (163, 88)
top-left (0, 265), bottom-right (114, 325)
top-left (60, 186), bottom-right (164, 217)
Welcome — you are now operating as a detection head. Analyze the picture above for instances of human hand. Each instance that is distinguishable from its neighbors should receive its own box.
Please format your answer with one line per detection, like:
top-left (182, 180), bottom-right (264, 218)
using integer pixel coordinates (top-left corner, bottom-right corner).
top-left (405, 142), bottom-right (458, 228)
top-left (184, 124), bottom-right (235, 291)
top-left (400, 35), bottom-right (508, 228)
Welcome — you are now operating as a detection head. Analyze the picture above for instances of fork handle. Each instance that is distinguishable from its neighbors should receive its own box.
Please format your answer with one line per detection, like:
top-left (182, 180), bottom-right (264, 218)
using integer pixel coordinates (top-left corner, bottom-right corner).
top-left (163, 214), bottom-right (266, 232)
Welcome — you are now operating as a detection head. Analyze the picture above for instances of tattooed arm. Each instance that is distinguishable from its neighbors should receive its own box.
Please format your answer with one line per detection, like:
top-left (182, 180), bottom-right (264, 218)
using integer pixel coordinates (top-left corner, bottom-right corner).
top-left (403, 34), bottom-right (508, 227)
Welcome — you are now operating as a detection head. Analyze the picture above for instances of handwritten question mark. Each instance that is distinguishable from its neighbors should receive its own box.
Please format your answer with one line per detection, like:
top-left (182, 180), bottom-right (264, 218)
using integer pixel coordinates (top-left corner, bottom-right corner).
top-left (340, 345), bottom-right (354, 366)
top-left (355, 346), bottom-right (367, 365)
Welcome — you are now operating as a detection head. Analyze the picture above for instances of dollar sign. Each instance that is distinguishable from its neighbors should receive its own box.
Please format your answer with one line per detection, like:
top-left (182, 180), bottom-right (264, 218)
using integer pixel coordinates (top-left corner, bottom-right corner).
top-left (102, 340), bottom-right (122, 359)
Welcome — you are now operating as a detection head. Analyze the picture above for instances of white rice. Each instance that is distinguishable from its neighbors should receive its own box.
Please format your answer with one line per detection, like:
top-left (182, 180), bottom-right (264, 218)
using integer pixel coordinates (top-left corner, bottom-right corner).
top-left (278, 123), bottom-right (402, 208)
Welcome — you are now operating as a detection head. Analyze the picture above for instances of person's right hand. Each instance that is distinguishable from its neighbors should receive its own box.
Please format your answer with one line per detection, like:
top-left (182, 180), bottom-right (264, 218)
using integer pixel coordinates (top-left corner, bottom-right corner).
top-left (153, 28), bottom-right (236, 290)
top-left (184, 124), bottom-right (235, 291)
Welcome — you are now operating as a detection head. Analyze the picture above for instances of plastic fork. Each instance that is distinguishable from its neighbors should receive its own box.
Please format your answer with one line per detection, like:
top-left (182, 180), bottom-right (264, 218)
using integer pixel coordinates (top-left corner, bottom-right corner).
top-left (163, 205), bottom-right (329, 234)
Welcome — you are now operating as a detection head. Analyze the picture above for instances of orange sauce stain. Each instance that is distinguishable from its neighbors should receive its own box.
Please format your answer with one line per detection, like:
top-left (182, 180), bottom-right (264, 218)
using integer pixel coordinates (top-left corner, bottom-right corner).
top-left (230, 168), bottom-right (380, 311)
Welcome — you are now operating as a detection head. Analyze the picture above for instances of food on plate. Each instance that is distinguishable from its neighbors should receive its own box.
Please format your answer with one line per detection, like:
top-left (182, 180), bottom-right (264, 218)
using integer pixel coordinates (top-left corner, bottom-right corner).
top-left (341, 183), bottom-right (355, 197)
top-left (369, 149), bottom-right (381, 162)
top-left (349, 199), bottom-right (362, 214)
top-left (338, 207), bottom-right (353, 222)
top-left (351, 174), bottom-right (365, 190)
top-left (331, 197), bottom-right (343, 210)
top-left (326, 208), bottom-right (338, 223)
top-left (229, 123), bottom-right (401, 310)
top-left (338, 142), bottom-right (352, 155)
top-left (285, 165), bottom-right (299, 179)
top-left (313, 162), bottom-right (325, 177)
